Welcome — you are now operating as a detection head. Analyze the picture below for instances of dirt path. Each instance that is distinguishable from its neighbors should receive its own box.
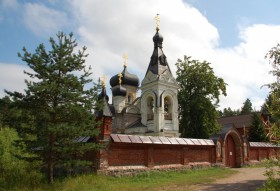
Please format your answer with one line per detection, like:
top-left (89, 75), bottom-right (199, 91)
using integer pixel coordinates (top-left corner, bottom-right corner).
top-left (196, 167), bottom-right (267, 191)
top-left (154, 167), bottom-right (267, 191)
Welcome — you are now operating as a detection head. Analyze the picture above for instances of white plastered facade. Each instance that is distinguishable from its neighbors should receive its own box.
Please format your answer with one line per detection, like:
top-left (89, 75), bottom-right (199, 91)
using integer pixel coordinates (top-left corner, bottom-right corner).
top-left (140, 69), bottom-right (180, 137)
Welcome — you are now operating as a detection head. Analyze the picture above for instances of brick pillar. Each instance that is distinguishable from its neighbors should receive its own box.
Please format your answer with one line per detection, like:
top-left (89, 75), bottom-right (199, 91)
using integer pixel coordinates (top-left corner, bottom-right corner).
top-left (210, 147), bottom-right (216, 163)
top-left (98, 140), bottom-right (109, 170)
top-left (146, 146), bottom-right (154, 167)
top-left (181, 147), bottom-right (188, 165)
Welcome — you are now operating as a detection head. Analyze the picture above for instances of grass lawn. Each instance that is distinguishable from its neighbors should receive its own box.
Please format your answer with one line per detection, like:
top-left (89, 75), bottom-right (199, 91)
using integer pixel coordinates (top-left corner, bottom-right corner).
top-left (17, 167), bottom-right (236, 191)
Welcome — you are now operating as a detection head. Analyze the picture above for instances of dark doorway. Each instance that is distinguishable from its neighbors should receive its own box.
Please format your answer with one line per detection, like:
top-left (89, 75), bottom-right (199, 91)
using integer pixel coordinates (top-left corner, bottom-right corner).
top-left (226, 135), bottom-right (237, 167)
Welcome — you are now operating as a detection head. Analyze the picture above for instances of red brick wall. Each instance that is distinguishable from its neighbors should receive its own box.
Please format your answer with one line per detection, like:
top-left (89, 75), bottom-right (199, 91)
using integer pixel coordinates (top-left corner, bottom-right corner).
top-left (259, 149), bottom-right (268, 160)
top-left (153, 146), bottom-right (182, 165)
top-left (103, 117), bottom-right (112, 139)
top-left (250, 149), bottom-right (258, 160)
top-left (108, 144), bottom-right (146, 166)
top-left (269, 148), bottom-right (278, 158)
top-left (249, 147), bottom-right (279, 161)
top-left (106, 142), bottom-right (215, 168)
top-left (185, 148), bottom-right (212, 162)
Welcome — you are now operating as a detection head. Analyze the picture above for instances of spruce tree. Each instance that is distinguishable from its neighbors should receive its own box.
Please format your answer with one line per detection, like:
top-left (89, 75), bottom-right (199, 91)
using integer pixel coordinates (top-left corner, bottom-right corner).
top-left (248, 112), bottom-right (267, 142)
top-left (6, 32), bottom-right (102, 184)
top-left (240, 98), bottom-right (253, 115)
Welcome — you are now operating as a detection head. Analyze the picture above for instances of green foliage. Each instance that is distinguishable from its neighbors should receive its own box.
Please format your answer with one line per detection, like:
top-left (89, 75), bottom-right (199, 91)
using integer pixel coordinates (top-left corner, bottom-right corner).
top-left (220, 107), bottom-right (240, 117)
top-left (6, 32), bottom-right (102, 184)
top-left (11, 167), bottom-right (235, 191)
top-left (0, 96), bottom-right (13, 127)
top-left (248, 112), bottom-right (268, 142)
top-left (264, 43), bottom-right (280, 142)
top-left (0, 127), bottom-right (43, 190)
top-left (258, 43), bottom-right (280, 191)
top-left (241, 98), bottom-right (253, 115)
top-left (176, 56), bottom-right (227, 138)
top-left (258, 160), bottom-right (280, 191)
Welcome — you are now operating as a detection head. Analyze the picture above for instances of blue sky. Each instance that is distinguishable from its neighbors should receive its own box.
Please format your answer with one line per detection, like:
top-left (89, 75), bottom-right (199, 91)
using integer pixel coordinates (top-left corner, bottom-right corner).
top-left (186, 0), bottom-right (280, 47)
top-left (1, 0), bottom-right (280, 110)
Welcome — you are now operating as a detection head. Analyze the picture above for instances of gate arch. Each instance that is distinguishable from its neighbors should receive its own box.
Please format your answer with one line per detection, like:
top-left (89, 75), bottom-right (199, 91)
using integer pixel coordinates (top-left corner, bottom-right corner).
top-left (224, 129), bottom-right (243, 167)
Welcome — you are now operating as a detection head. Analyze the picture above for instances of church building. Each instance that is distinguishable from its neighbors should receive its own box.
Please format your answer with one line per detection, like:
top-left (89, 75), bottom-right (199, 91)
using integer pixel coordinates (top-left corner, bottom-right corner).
top-left (106, 16), bottom-right (180, 137)
top-left (94, 16), bottom-right (278, 173)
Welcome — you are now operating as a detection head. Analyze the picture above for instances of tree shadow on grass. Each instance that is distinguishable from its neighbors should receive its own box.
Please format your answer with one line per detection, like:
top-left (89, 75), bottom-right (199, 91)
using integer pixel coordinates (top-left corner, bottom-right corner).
top-left (198, 180), bottom-right (265, 191)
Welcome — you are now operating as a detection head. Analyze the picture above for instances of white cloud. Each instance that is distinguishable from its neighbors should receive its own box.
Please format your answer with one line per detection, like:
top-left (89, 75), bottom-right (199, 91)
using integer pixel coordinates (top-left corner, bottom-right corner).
top-left (213, 24), bottom-right (280, 110)
top-left (2, 0), bottom-right (279, 111)
top-left (23, 2), bottom-right (69, 37)
top-left (0, 63), bottom-right (30, 97)
top-left (68, 0), bottom-right (219, 90)
top-left (66, 0), bottom-right (278, 110)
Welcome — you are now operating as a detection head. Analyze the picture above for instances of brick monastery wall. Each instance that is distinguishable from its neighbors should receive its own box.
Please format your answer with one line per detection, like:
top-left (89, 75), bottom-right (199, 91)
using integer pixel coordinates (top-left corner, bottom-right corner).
top-left (95, 135), bottom-right (279, 176)
top-left (249, 147), bottom-right (278, 161)
top-left (249, 142), bottom-right (279, 162)
top-left (107, 143), bottom-right (215, 167)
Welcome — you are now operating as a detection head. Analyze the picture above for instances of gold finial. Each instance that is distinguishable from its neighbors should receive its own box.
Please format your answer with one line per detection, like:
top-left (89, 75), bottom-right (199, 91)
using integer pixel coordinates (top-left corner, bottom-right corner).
top-left (118, 73), bottom-right (123, 85)
top-left (100, 75), bottom-right (107, 88)
top-left (155, 14), bottom-right (160, 31)
top-left (123, 53), bottom-right (128, 67)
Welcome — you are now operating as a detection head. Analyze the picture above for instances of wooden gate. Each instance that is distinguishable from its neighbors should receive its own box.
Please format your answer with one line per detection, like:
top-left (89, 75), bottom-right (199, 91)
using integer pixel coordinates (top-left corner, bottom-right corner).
top-left (226, 135), bottom-right (236, 167)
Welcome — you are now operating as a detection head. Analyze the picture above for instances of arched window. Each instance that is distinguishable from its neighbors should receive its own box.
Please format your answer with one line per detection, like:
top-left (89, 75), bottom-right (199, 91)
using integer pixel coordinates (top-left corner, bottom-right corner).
top-left (127, 95), bottom-right (131, 103)
top-left (147, 96), bottom-right (154, 120)
top-left (164, 96), bottom-right (172, 120)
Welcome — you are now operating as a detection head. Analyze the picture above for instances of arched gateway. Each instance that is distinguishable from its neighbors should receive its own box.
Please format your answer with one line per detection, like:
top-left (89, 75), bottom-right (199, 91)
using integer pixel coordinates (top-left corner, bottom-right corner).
top-left (224, 130), bottom-right (243, 167)
top-left (211, 124), bottom-right (244, 167)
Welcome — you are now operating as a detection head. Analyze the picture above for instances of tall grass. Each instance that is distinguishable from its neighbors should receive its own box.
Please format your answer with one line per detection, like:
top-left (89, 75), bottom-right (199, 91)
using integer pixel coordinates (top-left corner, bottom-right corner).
top-left (16, 167), bottom-right (236, 191)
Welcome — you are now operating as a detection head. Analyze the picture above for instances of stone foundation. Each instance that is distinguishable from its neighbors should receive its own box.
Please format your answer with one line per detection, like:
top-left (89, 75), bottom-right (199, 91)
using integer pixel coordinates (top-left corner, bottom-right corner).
top-left (98, 162), bottom-right (213, 176)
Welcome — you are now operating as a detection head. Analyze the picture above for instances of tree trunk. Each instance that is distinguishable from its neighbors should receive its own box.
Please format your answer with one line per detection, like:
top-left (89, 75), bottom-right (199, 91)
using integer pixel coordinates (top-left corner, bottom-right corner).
top-left (47, 158), bottom-right (54, 184)
top-left (48, 133), bottom-right (54, 184)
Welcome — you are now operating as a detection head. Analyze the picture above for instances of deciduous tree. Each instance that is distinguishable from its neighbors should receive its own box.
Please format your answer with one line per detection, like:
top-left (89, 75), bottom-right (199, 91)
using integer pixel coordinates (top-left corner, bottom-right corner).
top-left (259, 43), bottom-right (280, 191)
top-left (176, 56), bottom-right (227, 138)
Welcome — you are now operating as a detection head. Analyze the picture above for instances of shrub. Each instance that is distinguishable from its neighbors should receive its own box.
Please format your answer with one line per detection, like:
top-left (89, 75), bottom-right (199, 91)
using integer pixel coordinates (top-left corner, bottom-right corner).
top-left (258, 159), bottom-right (280, 191)
top-left (0, 127), bottom-right (43, 190)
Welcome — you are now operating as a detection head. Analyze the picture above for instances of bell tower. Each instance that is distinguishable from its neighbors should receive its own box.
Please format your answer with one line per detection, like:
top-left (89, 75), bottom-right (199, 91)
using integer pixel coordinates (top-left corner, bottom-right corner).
top-left (141, 15), bottom-right (180, 137)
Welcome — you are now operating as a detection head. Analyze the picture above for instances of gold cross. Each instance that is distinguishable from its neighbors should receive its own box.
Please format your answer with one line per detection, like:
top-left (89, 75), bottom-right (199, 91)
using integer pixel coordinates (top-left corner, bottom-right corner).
top-left (123, 53), bottom-right (128, 67)
top-left (118, 73), bottom-right (123, 85)
top-left (155, 14), bottom-right (160, 31)
top-left (100, 75), bottom-right (107, 88)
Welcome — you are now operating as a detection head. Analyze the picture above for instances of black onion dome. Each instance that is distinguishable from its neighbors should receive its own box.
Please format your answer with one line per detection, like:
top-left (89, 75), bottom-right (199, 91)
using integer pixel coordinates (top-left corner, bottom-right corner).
top-left (98, 88), bottom-right (109, 102)
top-left (109, 66), bottom-right (139, 87)
top-left (153, 31), bottom-right (163, 48)
top-left (112, 85), bottom-right (127, 97)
